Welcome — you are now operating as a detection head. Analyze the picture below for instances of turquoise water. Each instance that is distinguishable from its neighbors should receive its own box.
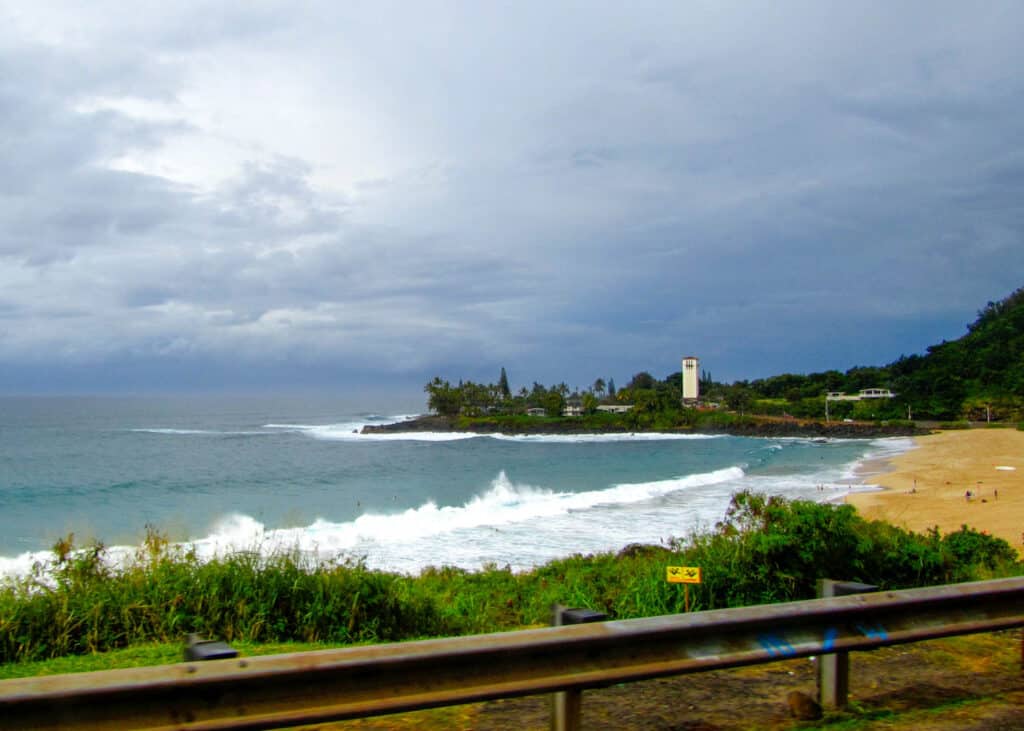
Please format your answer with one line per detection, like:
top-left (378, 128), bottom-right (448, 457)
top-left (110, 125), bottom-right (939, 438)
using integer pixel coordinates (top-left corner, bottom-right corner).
top-left (0, 396), bottom-right (910, 577)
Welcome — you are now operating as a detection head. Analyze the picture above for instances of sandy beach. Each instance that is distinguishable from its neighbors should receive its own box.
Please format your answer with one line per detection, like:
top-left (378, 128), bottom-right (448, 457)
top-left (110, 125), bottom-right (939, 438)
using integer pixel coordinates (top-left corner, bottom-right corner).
top-left (847, 428), bottom-right (1024, 551)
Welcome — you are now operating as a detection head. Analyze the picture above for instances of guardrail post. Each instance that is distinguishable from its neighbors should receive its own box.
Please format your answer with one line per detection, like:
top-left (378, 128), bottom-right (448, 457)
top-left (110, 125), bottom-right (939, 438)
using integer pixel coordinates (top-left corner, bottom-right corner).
top-left (184, 633), bottom-right (237, 662)
top-left (817, 580), bottom-right (877, 709)
top-left (551, 605), bottom-right (608, 731)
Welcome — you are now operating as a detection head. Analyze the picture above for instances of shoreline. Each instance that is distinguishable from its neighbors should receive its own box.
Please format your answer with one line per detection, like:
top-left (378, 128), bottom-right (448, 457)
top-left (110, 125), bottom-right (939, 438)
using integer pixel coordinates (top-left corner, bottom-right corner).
top-left (846, 428), bottom-right (1024, 550)
top-left (362, 414), bottom-right (922, 439)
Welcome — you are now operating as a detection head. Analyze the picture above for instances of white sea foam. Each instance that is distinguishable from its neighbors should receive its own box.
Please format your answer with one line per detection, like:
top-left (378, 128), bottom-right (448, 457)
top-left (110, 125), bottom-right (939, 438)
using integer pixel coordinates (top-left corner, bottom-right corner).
top-left (317, 426), bottom-right (480, 442)
top-left (262, 420), bottom-right (729, 443)
top-left (188, 467), bottom-right (745, 556)
top-left (0, 544), bottom-right (142, 588)
top-left (0, 466), bottom-right (745, 581)
top-left (0, 550), bottom-right (51, 583)
top-left (131, 428), bottom-right (270, 436)
top-left (489, 432), bottom-right (725, 443)
top-left (262, 415), bottom-right (483, 442)
top-left (841, 437), bottom-right (917, 481)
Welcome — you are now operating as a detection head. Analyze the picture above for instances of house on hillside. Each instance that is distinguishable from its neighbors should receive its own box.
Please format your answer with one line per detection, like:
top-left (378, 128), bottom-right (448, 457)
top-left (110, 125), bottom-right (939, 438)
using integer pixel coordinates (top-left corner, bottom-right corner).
top-left (826, 389), bottom-right (895, 402)
top-left (563, 403), bottom-right (584, 417)
top-left (859, 388), bottom-right (894, 399)
top-left (597, 404), bottom-right (633, 414)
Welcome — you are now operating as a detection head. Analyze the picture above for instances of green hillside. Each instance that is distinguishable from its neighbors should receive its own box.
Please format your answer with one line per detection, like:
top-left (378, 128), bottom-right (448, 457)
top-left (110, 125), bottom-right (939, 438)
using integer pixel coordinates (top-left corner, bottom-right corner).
top-left (716, 286), bottom-right (1024, 421)
top-left (424, 287), bottom-right (1024, 425)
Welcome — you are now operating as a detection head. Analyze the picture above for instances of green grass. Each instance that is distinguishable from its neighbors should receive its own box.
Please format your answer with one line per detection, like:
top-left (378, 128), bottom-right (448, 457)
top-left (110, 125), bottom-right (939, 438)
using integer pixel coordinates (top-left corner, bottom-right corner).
top-left (0, 639), bottom-right (347, 680)
top-left (816, 695), bottom-right (1010, 730)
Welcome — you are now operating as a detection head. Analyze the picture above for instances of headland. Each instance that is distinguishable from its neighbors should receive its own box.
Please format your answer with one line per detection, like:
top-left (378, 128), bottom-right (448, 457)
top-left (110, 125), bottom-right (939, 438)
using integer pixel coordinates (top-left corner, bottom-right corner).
top-left (361, 413), bottom-right (922, 438)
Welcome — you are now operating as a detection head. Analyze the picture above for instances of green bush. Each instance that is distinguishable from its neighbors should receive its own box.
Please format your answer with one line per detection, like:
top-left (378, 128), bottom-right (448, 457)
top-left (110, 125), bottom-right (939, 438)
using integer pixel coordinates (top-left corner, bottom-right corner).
top-left (942, 525), bottom-right (1017, 574)
top-left (883, 419), bottom-right (915, 429)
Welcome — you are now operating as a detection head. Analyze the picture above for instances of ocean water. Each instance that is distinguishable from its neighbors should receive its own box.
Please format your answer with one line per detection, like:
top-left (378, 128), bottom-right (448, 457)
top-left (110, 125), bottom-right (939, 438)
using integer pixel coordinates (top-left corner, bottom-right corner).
top-left (0, 396), bottom-right (911, 579)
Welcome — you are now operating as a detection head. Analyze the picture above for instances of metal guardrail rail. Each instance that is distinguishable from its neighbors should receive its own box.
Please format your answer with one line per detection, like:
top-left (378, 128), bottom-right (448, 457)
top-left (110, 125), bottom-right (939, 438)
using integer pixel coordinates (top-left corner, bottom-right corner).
top-left (2, 576), bottom-right (1024, 730)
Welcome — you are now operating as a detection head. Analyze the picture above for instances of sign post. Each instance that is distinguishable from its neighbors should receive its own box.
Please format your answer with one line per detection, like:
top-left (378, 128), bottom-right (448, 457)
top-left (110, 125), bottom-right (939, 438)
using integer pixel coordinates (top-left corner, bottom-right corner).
top-left (667, 566), bottom-right (702, 612)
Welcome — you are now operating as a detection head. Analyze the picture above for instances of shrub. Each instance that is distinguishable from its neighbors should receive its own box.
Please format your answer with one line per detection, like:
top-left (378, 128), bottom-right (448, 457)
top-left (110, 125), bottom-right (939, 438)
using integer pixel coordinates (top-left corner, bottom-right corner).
top-left (942, 525), bottom-right (1017, 575)
top-left (0, 534), bottom-right (444, 663)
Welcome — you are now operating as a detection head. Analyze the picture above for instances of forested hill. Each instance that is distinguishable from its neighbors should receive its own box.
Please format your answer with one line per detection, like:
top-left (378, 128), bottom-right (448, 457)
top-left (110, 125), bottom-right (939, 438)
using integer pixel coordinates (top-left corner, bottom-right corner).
top-left (888, 287), bottom-right (1024, 419)
top-left (722, 286), bottom-right (1024, 421)
top-left (420, 288), bottom-right (1024, 427)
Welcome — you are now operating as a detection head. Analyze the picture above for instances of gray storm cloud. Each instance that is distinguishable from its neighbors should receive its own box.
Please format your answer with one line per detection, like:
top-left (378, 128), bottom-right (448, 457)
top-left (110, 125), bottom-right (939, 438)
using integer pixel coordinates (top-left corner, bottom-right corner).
top-left (1, 1), bottom-right (1022, 392)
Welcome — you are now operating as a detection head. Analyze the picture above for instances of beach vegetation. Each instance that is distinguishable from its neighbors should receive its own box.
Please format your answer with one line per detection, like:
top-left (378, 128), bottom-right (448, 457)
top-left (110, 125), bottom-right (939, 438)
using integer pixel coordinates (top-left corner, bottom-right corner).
top-left (424, 377), bottom-right (462, 417)
top-left (542, 390), bottom-right (565, 417)
top-left (1, 495), bottom-right (1019, 666)
top-left (628, 371), bottom-right (656, 390)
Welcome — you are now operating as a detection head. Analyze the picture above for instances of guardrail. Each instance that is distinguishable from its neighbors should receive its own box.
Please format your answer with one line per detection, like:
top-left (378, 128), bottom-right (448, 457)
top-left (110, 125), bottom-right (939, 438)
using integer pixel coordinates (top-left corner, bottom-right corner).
top-left (2, 576), bottom-right (1023, 730)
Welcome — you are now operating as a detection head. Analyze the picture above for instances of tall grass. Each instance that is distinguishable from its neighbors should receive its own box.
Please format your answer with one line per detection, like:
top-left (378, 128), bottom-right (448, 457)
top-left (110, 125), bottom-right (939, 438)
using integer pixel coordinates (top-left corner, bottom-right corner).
top-left (1, 493), bottom-right (1019, 664)
top-left (0, 529), bottom-right (441, 663)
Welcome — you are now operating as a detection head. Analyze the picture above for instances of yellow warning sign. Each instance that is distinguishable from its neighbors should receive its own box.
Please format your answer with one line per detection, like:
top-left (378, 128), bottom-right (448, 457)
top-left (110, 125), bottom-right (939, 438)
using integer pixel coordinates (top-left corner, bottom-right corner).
top-left (666, 566), bottom-right (701, 584)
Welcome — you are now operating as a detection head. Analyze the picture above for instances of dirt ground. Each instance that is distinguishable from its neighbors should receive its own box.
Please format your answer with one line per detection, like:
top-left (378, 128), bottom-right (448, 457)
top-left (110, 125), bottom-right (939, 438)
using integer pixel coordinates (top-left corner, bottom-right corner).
top-left (327, 631), bottom-right (1024, 730)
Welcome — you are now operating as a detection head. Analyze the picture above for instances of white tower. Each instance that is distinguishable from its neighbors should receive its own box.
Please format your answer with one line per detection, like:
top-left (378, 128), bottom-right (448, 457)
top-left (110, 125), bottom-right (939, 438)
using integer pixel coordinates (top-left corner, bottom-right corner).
top-left (682, 356), bottom-right (699, 402)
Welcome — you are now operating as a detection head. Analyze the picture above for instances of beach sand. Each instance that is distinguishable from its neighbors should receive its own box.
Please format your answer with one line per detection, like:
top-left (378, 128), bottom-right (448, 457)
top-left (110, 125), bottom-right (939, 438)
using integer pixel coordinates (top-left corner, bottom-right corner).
top-left (847, 428), bottom-right (1024, 551)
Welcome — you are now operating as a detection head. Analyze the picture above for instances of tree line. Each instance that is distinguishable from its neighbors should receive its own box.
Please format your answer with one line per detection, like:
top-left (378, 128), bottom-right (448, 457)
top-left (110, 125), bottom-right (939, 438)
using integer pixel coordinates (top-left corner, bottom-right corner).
top-left (424, 370), bottom-right (621, 418)
top-left (712, 286), bottom-right (1024, 422)
top-left (426, 286), bottom-right (1024, 423)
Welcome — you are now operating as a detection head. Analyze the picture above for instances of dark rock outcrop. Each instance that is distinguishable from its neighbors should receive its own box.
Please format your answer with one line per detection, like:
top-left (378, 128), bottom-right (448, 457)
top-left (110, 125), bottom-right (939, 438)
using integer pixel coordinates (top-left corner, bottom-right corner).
top-left (786, 690), bottom-right (823, 720)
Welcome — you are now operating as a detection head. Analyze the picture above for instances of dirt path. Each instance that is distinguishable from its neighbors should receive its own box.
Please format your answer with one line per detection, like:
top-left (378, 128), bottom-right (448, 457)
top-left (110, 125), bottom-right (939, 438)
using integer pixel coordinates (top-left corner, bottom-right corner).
top-left (331, 631), bottom-right (1024, 730)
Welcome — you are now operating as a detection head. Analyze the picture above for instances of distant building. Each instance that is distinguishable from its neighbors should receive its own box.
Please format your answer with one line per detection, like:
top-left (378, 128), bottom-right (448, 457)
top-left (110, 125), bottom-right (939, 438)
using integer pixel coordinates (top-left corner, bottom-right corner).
top-left (682, 356), bottom-right (700, 402)
top-left (859, 388), bottom-right (894, 399)
top-left (597, 404), bottom-right (633, 414)
top-left (826, 389), bottom-right (895, 402)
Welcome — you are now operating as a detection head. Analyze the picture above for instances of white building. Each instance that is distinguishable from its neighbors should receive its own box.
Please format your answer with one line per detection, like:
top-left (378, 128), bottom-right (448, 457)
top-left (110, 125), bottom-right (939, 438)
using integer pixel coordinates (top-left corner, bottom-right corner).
top-left (682, 356), bottom-right (700, 402)
top-left (597, 404), bottom-right (633, 414)
top-left (826, 388), bottom-right (895, 402)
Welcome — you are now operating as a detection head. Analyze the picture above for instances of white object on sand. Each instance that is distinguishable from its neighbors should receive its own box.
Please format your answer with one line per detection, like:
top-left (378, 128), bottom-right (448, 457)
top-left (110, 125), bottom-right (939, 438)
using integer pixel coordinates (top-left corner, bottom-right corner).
top-left (994, 465), bottom-right (1016, 471)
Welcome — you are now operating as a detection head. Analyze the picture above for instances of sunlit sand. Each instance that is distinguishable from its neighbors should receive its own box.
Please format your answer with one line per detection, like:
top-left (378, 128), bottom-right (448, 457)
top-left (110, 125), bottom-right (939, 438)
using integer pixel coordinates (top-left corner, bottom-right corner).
top-left (847, 429), bottom-right (1024, 552)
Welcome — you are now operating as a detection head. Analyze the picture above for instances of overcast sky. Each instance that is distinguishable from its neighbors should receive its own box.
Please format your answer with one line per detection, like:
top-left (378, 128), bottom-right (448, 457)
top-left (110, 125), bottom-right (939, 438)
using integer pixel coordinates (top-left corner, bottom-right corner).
top-left (2, 2), bottom-right (1022, 398)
